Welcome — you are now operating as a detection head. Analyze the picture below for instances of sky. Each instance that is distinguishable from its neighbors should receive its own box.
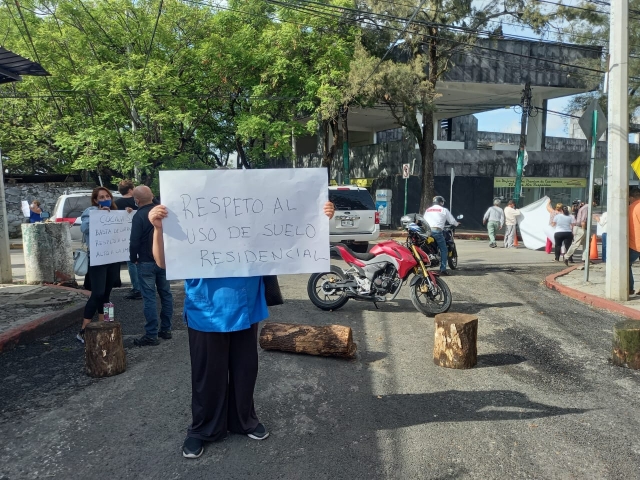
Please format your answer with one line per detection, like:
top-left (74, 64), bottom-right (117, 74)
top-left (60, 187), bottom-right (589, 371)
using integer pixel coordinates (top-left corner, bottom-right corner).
top-left (475, 97), bottom-right (573, 137)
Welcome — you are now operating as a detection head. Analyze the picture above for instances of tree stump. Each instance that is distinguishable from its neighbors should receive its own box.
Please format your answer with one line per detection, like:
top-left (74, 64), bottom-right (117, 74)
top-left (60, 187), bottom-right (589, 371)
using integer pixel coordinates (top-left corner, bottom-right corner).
top-left (85, 321), bottom-right (126, 377)
top-left (612, 320), bottom-right (640, 370)
top-left (259, 322), bottom-right (357, 359)
top-left (433, 313), bottom-right (478, 369)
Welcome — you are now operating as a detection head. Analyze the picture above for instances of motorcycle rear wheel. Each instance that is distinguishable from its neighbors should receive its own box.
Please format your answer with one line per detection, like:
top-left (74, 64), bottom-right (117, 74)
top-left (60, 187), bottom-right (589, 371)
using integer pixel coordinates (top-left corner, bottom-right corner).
top-left (448, 245), bottom-right (458, 270)
top-left (307, 265), bottom-right (350, 311)
top-left (410, 275), bottom-right (452, 316)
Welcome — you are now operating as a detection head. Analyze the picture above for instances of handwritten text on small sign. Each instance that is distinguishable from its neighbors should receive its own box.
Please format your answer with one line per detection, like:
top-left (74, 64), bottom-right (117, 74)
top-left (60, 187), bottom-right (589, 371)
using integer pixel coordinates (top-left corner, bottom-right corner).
top-left (159, 169), bottom-right (330, 280)
top-left (89, 210), bottom-right (135, 266)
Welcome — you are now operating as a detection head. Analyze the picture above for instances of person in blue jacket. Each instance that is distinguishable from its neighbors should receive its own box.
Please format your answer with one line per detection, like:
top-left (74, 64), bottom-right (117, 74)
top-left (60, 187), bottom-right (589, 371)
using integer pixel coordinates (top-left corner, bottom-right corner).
top-left (147, 200), bottom-right (335, 459)
top-left (76, 187), bottom-right (120, 343)
top-left (29, 200), bottom-right (42, 223)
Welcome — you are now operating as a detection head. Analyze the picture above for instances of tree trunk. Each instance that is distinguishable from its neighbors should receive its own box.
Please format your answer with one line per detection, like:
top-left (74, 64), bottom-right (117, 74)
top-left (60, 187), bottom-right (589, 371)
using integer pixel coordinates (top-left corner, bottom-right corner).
top-left (259, 322), bottom-right (357, 358)
top-left (433, 313), bottom-right (478, 369)
top-left (84, 321), bottom-right (127, 378)
top-left (321, 117), bottom-right (340, 182)
top-left (612, 320), bottom-right (640, 369)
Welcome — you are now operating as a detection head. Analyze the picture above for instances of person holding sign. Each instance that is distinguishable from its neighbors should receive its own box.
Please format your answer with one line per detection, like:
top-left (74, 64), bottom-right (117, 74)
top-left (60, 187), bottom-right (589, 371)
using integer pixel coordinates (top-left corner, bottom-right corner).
top-left (29, 200), bottom-right (43, 223)
top-left (147, 200), bottom-right (335, 459)
top-left (76, 187), bottom-right (120, 344)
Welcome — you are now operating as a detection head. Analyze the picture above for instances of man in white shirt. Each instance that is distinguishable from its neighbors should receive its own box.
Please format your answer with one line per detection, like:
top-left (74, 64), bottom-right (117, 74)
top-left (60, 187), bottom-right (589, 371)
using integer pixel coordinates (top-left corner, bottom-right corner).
top-left (503, 200), bottom-right (521, 248)
top-left (424, 196), bottom-right (460, 275)
top-left (483, 199), bottom-right (505, 248)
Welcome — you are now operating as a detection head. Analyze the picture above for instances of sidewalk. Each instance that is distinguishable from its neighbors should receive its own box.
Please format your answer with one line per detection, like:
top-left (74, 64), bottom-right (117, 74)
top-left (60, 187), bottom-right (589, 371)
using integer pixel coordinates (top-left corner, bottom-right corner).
top-left (0, 284), bottom-right (90, 353)
top-left (545, 261), bottom-right (640, 320)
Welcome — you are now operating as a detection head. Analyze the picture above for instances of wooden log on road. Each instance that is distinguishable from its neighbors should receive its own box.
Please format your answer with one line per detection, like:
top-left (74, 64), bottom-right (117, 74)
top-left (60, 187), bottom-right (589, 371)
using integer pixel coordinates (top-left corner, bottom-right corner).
top-left (612, 320), bottom-right (640, 370)
top-left (433, 313), bottom-right (478, 369)
top-left (85, 321), bottom-right (126, 377)
top-left (259, 322), bottom-right (356, 359)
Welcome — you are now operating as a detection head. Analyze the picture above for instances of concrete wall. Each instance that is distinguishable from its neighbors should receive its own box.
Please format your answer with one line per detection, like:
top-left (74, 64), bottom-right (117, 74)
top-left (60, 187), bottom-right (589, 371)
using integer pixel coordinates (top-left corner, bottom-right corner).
top-left (3, 182), bottom-right (95, 238)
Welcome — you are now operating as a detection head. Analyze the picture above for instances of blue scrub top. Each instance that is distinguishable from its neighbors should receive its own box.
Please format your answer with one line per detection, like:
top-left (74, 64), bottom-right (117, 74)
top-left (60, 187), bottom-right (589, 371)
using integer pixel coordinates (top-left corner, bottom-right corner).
top-left (183, 276), bottom-right (269, 332)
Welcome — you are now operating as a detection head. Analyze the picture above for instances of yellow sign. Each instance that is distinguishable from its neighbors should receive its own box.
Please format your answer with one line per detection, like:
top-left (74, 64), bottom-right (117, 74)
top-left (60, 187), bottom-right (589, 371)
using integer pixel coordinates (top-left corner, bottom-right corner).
top-left (329, 178), bottom-right (375, 187)
top-left (631, 156), bottom-right (640, 179)
top-left (493, 177), bottom-right (587, 188)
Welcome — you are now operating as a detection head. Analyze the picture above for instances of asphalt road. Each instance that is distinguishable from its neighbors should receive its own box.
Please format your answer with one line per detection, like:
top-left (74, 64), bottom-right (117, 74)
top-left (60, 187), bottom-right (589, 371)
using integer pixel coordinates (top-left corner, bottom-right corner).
top-left (1, 241), bottom-right (639, 479)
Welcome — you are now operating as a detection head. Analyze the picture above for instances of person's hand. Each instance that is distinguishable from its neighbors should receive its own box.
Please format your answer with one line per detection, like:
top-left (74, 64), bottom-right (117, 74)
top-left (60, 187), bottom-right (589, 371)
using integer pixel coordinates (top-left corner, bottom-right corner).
top-left (323, 201), bottom-right (335, 219)
top-left (99, 206), bottom-right (111, 211)
top-left (149, 205), bottom-right (168, 229)
top-left (126, 207), bottom-right (133, 213)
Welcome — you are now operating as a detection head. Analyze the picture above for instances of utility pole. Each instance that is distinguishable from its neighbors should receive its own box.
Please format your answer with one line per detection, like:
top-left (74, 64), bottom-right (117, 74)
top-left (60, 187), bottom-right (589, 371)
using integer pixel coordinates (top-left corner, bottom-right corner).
top-left (606, 0), bottom-right (629, 300)
top-left (514, 82), bottom-right (532, 206)
top-left (0, 146), bottom-right (14, 283)
top-left (340, 106), bottom-right (350, 185)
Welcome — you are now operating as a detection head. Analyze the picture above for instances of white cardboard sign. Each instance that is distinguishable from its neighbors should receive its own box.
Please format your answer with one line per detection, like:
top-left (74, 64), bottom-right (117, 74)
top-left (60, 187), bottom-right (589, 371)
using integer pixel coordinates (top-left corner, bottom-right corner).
top-left (517, 196), bottom-right (550, 250)
top-left (89, 210), bottom-right (135, 266)
top-left (21, 201), bottom-right (30, 218)
top-left (159, 168), bottom-right (330, 280)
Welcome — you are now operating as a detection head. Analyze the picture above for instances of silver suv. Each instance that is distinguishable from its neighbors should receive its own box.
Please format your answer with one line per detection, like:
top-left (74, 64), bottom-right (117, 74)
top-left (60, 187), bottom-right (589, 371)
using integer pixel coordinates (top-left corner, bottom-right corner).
top-left (329, 186), bottom-right (380, 253)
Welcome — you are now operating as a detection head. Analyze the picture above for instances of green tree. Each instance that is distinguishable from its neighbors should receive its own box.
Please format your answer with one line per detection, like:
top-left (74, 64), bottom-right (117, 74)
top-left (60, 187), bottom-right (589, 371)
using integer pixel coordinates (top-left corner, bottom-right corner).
top-left (348, 0), bottom-right (550, 210)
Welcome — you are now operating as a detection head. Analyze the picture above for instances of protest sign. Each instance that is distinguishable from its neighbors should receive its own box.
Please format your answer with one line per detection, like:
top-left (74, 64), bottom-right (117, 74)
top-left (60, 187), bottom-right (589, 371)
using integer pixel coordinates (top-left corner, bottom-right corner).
top-left (89, 210), bottom-right (135, 266)
top-left (21, 201), bottom-right (30, 218)
top-left (159, 168), bottom-right (330, 280)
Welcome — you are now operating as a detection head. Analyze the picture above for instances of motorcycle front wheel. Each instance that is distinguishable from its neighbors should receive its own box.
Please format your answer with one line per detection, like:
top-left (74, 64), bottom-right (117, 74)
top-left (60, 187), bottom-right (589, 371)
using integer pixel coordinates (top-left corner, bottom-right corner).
top-left (307, 265), bottom-right (350, 311)
top-left (448, 245), bottom-right (458, 270)
top-left (410, 275), bottom-right (452, 316)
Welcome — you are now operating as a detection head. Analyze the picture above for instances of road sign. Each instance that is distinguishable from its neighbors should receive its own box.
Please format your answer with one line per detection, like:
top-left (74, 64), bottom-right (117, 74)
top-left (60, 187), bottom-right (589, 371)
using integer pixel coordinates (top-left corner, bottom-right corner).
top-left (579, 99), bottom-right (608, 141)
top-left (402, 164), bottom-right (410, 179)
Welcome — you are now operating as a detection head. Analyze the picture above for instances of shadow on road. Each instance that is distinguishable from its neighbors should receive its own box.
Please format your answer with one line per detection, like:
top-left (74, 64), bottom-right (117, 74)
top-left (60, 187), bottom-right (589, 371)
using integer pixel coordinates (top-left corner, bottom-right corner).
top-left (475, 353), bottom-right (527, 368)
top-left (372, 390), bottom-right (588, 428)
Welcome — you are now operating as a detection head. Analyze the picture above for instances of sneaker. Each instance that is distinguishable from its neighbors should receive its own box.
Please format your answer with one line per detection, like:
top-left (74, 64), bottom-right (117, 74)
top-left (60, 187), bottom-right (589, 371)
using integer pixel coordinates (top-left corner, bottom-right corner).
top-left (564, 259), bottom-right (569, 267)
top-left (182, 437), bottom-right (204, 459)
top-left (439, 270), bottom-right (450, 276)
top-left (247, 423), bottom-right (269, 440)
top-left (76, 329), bottom-right (85, 344)
top-left (158, 330), bottom-right (173, 340)
top-left (133, 335), bottom-right (160, 347)
top-left (568, 256), bottom-right (575, 263)
top-left (125, 291), bottom-right (142, 300)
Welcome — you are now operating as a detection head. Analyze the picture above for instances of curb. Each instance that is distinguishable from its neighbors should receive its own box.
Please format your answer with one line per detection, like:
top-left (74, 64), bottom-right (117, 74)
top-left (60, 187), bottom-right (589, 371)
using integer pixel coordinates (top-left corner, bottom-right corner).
top-left (0, 286), bottom-right (90, 354)
top-left (379, 231), bottom-right (518, 241)
top-left (544, 266), bottom-right (640, 321)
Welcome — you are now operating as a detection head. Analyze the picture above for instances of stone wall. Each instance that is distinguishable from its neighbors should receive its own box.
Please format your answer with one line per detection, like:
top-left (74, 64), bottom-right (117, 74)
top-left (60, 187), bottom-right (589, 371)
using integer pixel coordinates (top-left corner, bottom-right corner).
top-left (3, 182), bottom-right (95, 238)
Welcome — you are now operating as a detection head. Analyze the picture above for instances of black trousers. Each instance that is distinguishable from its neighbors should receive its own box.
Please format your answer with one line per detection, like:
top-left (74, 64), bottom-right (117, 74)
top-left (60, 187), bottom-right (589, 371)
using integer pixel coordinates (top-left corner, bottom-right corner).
top-left (554, 232), bottom-right (574, 260)
top-left (187, 323), bottom-right (260, 441)
top-left (83, 262), bottom-right (120, 319)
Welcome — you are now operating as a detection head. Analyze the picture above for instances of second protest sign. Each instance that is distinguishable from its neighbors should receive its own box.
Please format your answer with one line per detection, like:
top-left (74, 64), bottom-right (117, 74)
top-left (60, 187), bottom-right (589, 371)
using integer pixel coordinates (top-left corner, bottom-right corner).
top-left (89, 210), bottom-right (136, 266)
top-left (159, 168), bottom-right (330, 280)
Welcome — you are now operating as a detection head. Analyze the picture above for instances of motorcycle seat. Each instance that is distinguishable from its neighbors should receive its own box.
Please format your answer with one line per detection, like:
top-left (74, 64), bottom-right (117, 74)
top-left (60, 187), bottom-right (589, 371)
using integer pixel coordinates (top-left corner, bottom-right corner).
top-left (335, 243), bottom-right (375, 261)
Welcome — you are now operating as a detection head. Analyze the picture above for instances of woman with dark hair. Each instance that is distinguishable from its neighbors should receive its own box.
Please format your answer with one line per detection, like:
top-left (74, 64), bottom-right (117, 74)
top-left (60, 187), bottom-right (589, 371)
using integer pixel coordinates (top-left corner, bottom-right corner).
top-left (76, 187), bottom-right (120, 343)
top-left (551, 206), bottom-right (575, 264)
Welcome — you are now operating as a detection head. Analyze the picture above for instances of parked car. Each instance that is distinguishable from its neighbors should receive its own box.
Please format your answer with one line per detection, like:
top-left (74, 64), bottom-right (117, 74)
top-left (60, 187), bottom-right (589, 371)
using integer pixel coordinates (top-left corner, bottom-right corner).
top-left (52, 189), bottom-right (121, 241)
top-left (329, 186), bottom-right (380, 253)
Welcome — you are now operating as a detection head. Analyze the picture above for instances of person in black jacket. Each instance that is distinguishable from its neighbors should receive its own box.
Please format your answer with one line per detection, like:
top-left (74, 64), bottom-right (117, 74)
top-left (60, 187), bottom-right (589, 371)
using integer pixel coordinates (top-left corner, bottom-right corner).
top-left (130, 186), bottom-right (174, 346)
top-left (115, 180), bottom-right (141, 300)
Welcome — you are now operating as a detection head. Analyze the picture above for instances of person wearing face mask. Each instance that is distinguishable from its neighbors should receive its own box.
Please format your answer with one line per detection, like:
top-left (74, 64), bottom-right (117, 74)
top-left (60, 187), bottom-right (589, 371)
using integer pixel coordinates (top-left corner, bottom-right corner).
top-left (76, 187), bottom-right (121, 343)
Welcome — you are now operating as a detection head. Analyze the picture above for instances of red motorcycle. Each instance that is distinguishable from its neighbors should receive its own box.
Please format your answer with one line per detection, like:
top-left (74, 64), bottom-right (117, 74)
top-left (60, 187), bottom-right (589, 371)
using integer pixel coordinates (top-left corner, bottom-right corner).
top-left (307, 222), bottom-right (452, 316)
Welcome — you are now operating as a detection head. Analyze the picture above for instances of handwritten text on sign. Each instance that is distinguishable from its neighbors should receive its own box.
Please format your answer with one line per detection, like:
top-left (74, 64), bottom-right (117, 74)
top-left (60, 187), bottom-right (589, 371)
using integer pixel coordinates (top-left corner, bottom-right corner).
top-left (89, 210), bottom-right (135, 266)
top-left (159, 169), bottom-right (329, 280)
